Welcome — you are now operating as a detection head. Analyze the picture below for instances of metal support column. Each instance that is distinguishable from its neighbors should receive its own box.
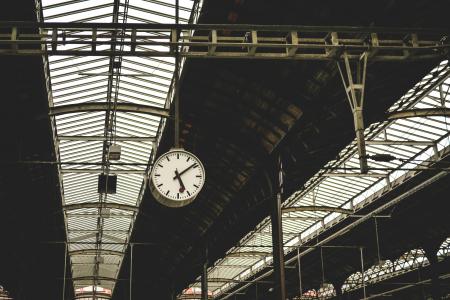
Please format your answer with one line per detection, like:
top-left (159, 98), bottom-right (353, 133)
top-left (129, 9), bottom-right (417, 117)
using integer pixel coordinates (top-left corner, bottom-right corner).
top-left (62, 242), bottom-right (67, 300)
top-left (130, 243), bottom-right (134, 300)
top-left (359, 247), bottom-right (366, 299)
top-left (428, 253), bottom-right (442, 300)
top-left (337, 52), bottom-right (369, 173)
top-left (270, 156), bottom-right (286, 299)
top-left (297, 247), bottom-right (303, 297)
top-left (201, 246), bottom-right (208, 300)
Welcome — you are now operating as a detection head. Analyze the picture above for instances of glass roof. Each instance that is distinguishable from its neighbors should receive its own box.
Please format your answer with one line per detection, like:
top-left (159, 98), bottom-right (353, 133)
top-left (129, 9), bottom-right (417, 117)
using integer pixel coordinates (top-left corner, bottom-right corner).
top-left (36, 0), bottom-right (202, 297)
top-left (187, 60), bottom-right (450, 298)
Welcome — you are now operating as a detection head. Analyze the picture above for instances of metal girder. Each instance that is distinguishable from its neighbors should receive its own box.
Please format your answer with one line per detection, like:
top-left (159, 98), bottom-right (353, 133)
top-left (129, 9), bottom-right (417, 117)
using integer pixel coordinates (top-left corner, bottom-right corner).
top-left (322, 172), bottom-right (385, 177)
top-left (74, 293), bottom-right (110, 299)
top-left (226, 251), bottom-right (271, 257)
top-left (67, 213), bottom-right (135, 219)
top-left (387, 108), bottom-right (450, 120)
top-left (58, 135), bottom-right (156, 142)
top-left (0, 22), bottom-right (448, 60)
top-left (366, 140), bottom-right (435, 146)
top-left (64, 202), bottom-right (139, 212)
top-left (282, 206), bottom-right (353, 214)
top-left (70, 249), bottom-right (124, 256)
top-left (72, 276), bottom-right (117, 282)
top-left (49, 102), bottom-right (170, 118)
top-left (60, 168), bottom-right (146, 174)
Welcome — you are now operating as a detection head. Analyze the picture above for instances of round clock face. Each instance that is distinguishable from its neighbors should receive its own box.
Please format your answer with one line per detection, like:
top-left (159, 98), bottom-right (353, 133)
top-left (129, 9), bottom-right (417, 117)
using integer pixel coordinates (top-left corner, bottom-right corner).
top-left (150, 149), bottom-right (205, 207)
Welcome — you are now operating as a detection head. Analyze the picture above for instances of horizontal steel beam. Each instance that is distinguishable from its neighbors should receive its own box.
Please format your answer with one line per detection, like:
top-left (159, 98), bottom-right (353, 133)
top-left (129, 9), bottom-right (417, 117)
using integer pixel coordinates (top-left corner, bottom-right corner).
top-left (69, 249), bottom-right (124, 256)
top-left (282, 206), bottom-right (353, 214)
top-left (366, 140), bottom-right (436, 146)
top-left (322, 172), bottom-right (386, 177)
top-left (226, 251), bottom-right (271, 258)
top-left (1, 22), bottom-right (449, 33)
top-left (388, 108), bottom-right (450, 120)
top-left (58, 135), bottom-right (156, 142)
top-left (64, 202), bottom-right (139, 212)
top-left (61, 168), bottom-right (146, 174)
top-left (282, 216), bottom-right (324, 221)
top-left (49, 102), bottom-right (170, 118)
top-left (74, 293), bottom-right (110, 299)
top-left (1, 22), bottom-right (448, 61)
top-left (69, 229), bottom-right (130, 233)
top-left (72, 276), bottom-right (117, 282)
top-left (67, 213), bottom-right (135, 219)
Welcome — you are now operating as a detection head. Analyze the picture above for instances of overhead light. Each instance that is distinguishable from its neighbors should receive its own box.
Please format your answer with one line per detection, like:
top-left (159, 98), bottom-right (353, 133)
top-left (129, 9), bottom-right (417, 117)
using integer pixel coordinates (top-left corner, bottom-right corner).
top-left (108, 144), bottom-right (121, 160)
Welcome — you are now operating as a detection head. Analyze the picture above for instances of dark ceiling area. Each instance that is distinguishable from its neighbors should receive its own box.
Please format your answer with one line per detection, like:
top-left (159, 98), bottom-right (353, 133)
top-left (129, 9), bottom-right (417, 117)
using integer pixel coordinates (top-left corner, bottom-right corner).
top-left (0, 0), bottom-right (449, 300)
top-left (0, 1), bottom-right (68, 299)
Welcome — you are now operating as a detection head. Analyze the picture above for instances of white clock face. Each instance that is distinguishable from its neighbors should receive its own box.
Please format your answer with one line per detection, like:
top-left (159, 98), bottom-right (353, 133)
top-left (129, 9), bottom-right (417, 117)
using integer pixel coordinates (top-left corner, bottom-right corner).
top-left (150, 149), bottom-right (205, 207)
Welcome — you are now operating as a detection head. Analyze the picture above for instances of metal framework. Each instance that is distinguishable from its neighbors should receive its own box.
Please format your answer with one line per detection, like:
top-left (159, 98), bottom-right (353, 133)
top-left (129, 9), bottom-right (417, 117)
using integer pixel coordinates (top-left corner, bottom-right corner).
top-left (3, 1), bottom-right (447, 299)
top-left (185, 59), bottom-right (450, 299)
top-left (0, 22), bottom-right (449, 60)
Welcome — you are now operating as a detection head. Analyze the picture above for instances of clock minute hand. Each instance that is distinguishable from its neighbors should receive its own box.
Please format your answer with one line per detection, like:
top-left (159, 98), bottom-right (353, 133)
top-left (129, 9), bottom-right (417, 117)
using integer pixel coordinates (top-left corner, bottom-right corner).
top-left (173, 163), bottom-right (196, 180)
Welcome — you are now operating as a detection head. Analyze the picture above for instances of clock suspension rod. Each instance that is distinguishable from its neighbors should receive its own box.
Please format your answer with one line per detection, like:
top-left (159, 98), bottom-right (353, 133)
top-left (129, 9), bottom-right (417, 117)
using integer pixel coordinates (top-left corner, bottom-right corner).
top-left (174, 0), bottom-right (180, 148)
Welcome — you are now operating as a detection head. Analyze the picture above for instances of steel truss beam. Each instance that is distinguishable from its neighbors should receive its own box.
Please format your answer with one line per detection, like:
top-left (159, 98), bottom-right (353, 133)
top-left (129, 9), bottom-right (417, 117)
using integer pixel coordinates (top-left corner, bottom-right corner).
top-left (49, 102), bottom-right (170, 118)
top-left (0, 22), bottom-right (448, 60)
top-left (72, 276), bottom-right (117, 282)
top-left (60, 168), bottom-right (146, 174)
top-left (58, 135), bottom-right (156, 142)
top-left (387, 108), bottom-right (450, 120)
top-left (226, 251), bottom-right (271, 257)
top-left (74, 293), bottom-right (110, 300)
top-left (282, 206), bottom-right (353, 214)
top-left (64, 202), bottom-right (139, 212)
top-left (322, 172), bottom-right (385, 177)
top-left (69, 249), bottom-right (123, 256)
top-left (366, 140), bottom-right (435, 146)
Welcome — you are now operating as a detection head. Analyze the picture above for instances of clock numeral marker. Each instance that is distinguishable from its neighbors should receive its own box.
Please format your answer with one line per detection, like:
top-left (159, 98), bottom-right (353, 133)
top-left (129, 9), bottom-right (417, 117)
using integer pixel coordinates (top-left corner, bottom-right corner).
top-left (166, 156), bottom-right (170, 162)
top-left (166, 190), bottom-right (170, 196)
top-left (193, 164), bottom-right (198, 169)
top-left (186, 157), bottom-right (190, 162)
top-left (158, 163), bottom-right (163, 168)
top-left (177, 153), bottom-right (179, 159)
top-left (157, 184), bottom-right (163, 187)
top-left (177, 193), bottom-right (179, 199)
top-left (193, 184), bottom-right (199, 188)
top-left (187, 191), bottom-right (191, 196)
top-left (196, 175), bottom-right (202, 178)
top-left (154, 174), bottom-right (160, 177)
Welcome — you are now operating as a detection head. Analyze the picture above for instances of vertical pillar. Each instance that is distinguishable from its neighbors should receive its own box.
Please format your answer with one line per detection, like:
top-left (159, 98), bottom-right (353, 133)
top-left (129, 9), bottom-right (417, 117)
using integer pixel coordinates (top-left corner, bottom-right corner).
top-left (62, 242), bottom-right (67, 300)
top-left (359, 247), bottom-right (366, 299)
top-left (334, 283), bottom-right (343, 300)
top-left (424, 242), bottom-right (442, 300)
top-left (297, 247), bottom-right (303, 296)
top-left (201, 246), bottom-right (208, 300)
top-left (428, 253), bottom-right (441, 300)
top-left (271, 156), bottom-right (286, 299)
top-left (130, 243), bottom-right (134, 300)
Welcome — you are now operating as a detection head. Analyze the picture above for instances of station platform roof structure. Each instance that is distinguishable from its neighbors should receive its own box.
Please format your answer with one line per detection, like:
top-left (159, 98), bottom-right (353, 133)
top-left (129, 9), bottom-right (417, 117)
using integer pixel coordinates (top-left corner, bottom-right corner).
top-left (0, 1), bottom-right (449, 300)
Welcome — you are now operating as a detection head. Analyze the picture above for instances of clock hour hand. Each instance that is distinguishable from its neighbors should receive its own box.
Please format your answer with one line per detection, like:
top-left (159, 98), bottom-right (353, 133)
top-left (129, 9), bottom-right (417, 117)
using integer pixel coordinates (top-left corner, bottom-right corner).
top-left (174, 169), bottom-right (185, 193)
top-left (172, 163), bottom-right (197, 180)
